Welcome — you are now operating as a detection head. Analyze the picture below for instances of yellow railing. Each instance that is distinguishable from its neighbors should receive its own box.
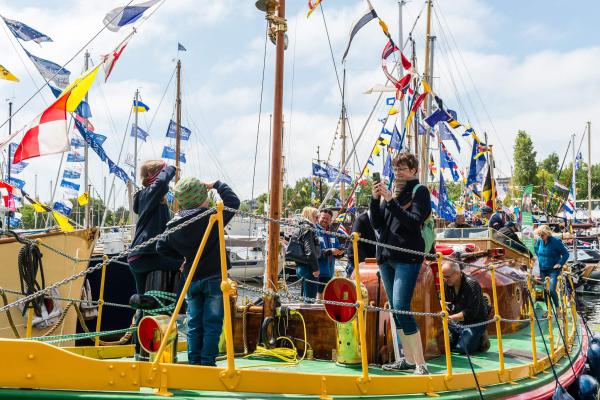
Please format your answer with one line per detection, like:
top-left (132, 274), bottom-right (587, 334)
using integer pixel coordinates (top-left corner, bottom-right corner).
top-left (489, 266), bottom-right (505, 376)
top-left (526, 273), bottom-right (538, 372)
top-left (95, 255), bottom-right (108, 347)
top-left (351, 232), bottom-right (369, 385)
top-left (436, 253), bottom-right (453, 381)
top-left (544, 277), bottom-right (556, 361)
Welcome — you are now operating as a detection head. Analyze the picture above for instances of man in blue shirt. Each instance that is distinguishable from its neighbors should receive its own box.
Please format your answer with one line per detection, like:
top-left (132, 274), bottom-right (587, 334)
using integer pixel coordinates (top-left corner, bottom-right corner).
top-left (482, 206), bottom-right (505, 231)
top-left (316, 209), bottom-right (343, 299)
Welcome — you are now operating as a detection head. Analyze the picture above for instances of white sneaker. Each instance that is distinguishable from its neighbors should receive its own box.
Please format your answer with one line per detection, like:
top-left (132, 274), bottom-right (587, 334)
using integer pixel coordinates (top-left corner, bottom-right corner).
top-left (414, 365), bottom-right (429, 375)
top-left (382, 358), bottom-right (415, 371)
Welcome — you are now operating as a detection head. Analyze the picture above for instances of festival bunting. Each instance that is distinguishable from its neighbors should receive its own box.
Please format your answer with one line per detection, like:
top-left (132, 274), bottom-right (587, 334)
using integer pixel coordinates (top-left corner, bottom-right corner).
top-left (63, 169), bottom-right (81, 180)
top-left (11, 161), bottom-right (28, 174)
top-left (60, 179), bottom-right (80, 192)
top-left (53, 199), bottom-right (73, 216)
top-left (162, 146), bottom-right (186, 163)
top-left (405, 92), bottom-right (427, 127)
top-left (341, 0), bottom-right (378, 62)
top-left (8, 177), bottom-right (25, 190)
top-left (438, 122), bottom-right (461, 153)
top-left (2, 16), bottom-right (52, 43)
top-left (466, 138), bottom-right (486, 187)
top-left (131, 125), bottom-right (149, 141)
top-left (101, 30), bottom-right (135, 81)
top-left (166, 120), bottom-right (191, 140)
top-left (77, 192), bottom-right (89, 206)
top-left (438, 174), bottom-right (457, 222)
top-left (70, 137), bottom-right (85, 148)
top-left (0, 64), bottom-right (19, 82)
top-left (388, 125), bottom-right (402, 150)
top-left (307, 0), bottom-right (322, 17)
top-left (312, 162), bottom-right (328, 178)
top-left (103, 0), bottom-right (161, 32)
top-left (439, 143), bottom-right (460, 182)
top-left (23, 49), bottom-right (70, 88)
top-left (67, 152), bottom-right (85, 162)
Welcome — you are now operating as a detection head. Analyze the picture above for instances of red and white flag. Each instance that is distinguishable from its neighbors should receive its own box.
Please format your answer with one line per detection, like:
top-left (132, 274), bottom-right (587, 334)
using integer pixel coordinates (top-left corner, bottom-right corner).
top-left (101, 31), bottom-right (134, 82)
top-left (13, 92), bottom-right (71, 164)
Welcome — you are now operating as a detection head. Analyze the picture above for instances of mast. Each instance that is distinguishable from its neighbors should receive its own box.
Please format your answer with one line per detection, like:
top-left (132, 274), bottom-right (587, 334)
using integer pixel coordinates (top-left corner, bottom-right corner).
top-left (587, 121), bottom-right (592, 221)
top-left (426, 34), bottom-right (436, 185)
top-left (398, 1), bottom-right (406, 146)
top-left (175, 60), bottom-right (182, 184)
top-left (410, 36), bottom-right (418, 154)
top-left (340, 69), bottom-right (347, 204)
top-left (257, 0), bottom-right (287, 318)
top-left (418, 0), bottom-right (433, 182)
top-left (83, 50), bottom-right (91, 228)
top-left (132, 89), bottom-right (140, 224)
top-left (6, 100), bottom-right (12, 229)
top-left (572, 132), bottom-right (577, 260)
top-left (485, 132), bottom-right (496, 212)
top-left (317, 146), bottom-right (323, 202)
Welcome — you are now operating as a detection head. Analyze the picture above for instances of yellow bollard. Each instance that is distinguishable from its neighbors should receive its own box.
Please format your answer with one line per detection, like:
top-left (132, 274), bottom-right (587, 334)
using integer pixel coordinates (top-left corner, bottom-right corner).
top-left (351, 232), bottom-right (369, 384)
top-left (436, 254), bottom-right (453, 381)
top-left (526, 273), bottom-right (538, 372)
top-left (94, 255), bottom-right (108, 347)
top-left (216, 202), bottom-right (236, 377)
top-left (544, 277), bottom-right (555, 361)
top-left (490, 266), bottom-right (505, 376)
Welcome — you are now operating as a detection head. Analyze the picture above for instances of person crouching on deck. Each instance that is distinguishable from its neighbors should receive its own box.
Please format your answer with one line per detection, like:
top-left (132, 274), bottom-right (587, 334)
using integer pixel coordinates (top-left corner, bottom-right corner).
top-left (370, 152), bottom-right (431, 375)
top-left (128, 160), bottom-right (182, 296)
top-left (442, 261), bottom-right (491, 354)
top-left (157, 177), bottom-right (240, 366)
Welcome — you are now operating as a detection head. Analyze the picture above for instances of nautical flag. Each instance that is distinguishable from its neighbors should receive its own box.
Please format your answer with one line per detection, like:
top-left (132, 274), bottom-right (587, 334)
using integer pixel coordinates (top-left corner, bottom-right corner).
top-left (90, 132), bottom-right (107, 145)
top-left (563, 186), bottom-right (575, 215)
top-left (52, 211), bottom-right (74, 231)
top-left (424, 108), bottom-right (448, 128)
top-left (430, 186), bottom-right (439, 210)
top-left (553, 180), bottom-right (569, 193)
top-left (60, 179), bottom-right (80, 192)
top-left (8, 177), bottom-right (25, 190)
top-left (133, 99), bottom-right (150, 113)
top-left (389, 125), bottom-right (402, 150)
top-left (11, 161), bottom-right (28, 174)
top-left (70, 137), bottom-right (86, 148)
top-left (576, 152), bottom-right (583, 170)
top-left (67, 152), bottom-right (85, 163)
top-left (0, 64), bottom-right (19, 82)
top-left (63, 169), bottom-right (81, 180)
top-left (178, 42), bottom-right (187, 51)
top-left (383, 153), bottom-right (392, 181)
top-left (166, 120), bottom-right (191, 140)
top-left (337, 223), bottom-right (350, 236)
top-left (405, 92), bottom-right (427, 127)
top-left (103, 0), bottom-right (161, 32)
top-left (417, 122), bottom-right (427, 136)
top-left (13, 93), bottom-right (71, 164)
top-left (53, 199), bottom-right (73, 216)
top-left (307, 0), bottom-right (322, 17)
top-left (440, 143), bottom-right (460, 182)
top-left (386, 97), bottom-right (395, 106)
top-left (482, 165), bottom-right (495, 208)
top-left (347, 194), bottom-right (356, 213)
top-left (77, 192), bottom-right (89, 206)
top-left (131, 125), bottom-right (149, 141)
top-left (388, 107), bottom-right (398, 116)
top-left (101, 31), bottom-right (134, 82)
top-left (76, 101), bottom-right (92, 119)
top-left (429, 154), bottom-right (437, 178)
top-left (438, 122), bottom-right (461, 153)
top-left (312, 162), bottom-right (328, 178)
top-left (161, 145), bottom-right (186, 163)
top-left (467, 139), bottom-right (486, 187)
top-left (341, 0), bottom-right (378, 62)
top-left (438, 174), bottom-right (457, 222)
top-left (7, 211), bottom-right (22, 228)
top-left (381, 39), bottom-right (412, 91)
top-left (2, 16), bottom-right (52, 43)
top-left (23, 49), bottom-right (70, 88)
top-left (75, 114), bottom-right (95, 132)
top-left (8, 142), bottom-right (17, 158)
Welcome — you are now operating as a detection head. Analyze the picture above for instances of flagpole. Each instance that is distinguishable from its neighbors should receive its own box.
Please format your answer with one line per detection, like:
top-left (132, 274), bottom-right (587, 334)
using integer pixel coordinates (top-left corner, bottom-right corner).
top-left (418, 0), bottom-right (432, 182)
top-left (175, 60), bottom-right (182, 183)
top-left (6, 100), bottom-right (12, 229)
top-left (398, 0), bottom-right (406, 149)
top-left (587, 121), bottom-right (592, 221)
top-left (83, 50), bottom-right (91, 228)
top-left (340, 68), bottom-right (347, 205)
top-left (485, 132), bottom-right (496, 213)
top-left (572, 132), bottom-right (577, 261)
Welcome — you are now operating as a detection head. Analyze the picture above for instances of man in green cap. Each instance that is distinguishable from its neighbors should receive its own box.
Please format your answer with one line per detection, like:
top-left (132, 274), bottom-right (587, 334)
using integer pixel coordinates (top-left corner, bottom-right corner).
top-left (157, 178), bottom-right (240, 366)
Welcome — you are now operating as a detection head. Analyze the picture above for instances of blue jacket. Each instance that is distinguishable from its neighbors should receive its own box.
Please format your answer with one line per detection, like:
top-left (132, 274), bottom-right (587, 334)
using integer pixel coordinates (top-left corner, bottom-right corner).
top-left (534, 236), bottom-right (569, 271)
top-left (316, 225), bottom-right (341, 277)
top-left (129, 166), bottom-right (176, 257)
top-left (156, 181), bottom-right (240, 282)
top-left (488, 212), bottom-right (505, 231)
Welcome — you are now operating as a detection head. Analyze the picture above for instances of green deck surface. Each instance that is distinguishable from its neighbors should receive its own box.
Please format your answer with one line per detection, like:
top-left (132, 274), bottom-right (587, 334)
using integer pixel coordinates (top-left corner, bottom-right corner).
top-left (0, 306), bottom-right (584, 399)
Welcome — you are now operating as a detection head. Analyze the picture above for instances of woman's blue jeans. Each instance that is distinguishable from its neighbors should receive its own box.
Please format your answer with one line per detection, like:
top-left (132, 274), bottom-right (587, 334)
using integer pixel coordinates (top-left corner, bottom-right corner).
top-left (186, 277), bottom-right (224, 366)
top-left (296, 264), bottom-right (318, 301)
top-left (540, 269), bottom-right (560, 309)
top-left (378, 261), bottom-right (421, 335)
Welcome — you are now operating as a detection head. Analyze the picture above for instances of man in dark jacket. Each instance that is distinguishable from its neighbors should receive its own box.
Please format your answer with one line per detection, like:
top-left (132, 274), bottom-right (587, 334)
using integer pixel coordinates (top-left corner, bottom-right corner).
top-left (496, 221), bottom-right (532, 256)
top-left (345, 210), bottom-right (376, 277)
top-left (157, 177), bottom-right (240, 366)
top-left (442, 261), bottom-right (490, 354)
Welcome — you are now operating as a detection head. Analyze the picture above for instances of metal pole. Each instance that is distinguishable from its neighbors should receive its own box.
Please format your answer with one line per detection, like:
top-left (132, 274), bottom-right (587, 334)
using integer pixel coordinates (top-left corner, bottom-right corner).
top-left (317, 146), bottom-right (323, 203)
top-left (424, 35), bottom-right (436, 185)
top-left (398, 1), bottom-right (406, 148)
top-left (587, 121), bottom-right (592, 221)
top-left (572, 133), bottom-right (577, 261)
top-left (7, 101), bottom-right (12, 228)
top-left (418, 0), bottom-right (432, 182)
top-left (340, 68), bottom-right (346, 204)
top-left (175, 60), bottom-right (182, 183)
top-left (132, 90), bottom-right (139, 224)
top-left (83, 50), bottom-right (90, 228)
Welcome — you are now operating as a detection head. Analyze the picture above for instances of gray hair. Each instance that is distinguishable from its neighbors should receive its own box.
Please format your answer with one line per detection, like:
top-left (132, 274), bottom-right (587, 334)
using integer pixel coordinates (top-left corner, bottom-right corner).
top-left (442, 260), bottom-right (461, 273)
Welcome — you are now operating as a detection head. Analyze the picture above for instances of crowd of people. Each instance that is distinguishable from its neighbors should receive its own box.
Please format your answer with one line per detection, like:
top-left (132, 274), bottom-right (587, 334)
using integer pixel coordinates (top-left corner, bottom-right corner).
top-left (128, 153), bottom-right (571, 374)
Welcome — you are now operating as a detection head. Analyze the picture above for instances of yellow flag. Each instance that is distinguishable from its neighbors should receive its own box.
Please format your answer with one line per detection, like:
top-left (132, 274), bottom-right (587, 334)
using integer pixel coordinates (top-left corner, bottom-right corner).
top-left (378, 19), bottom-right (390, 37)
top-left (372, 146), bottom-right (381, 156)
top-left (52, 212), bottom-right (75, 232)
top-left (388, 107), bottom-right (398, 115)
top-left (32, 203), bottom-right (47, 213)
top-left (59, 65), bottom-right (100, 112)
top-left (422, 80), bottom-right (431, 93)
top-left (0, 64), bottom-right (19, 82)
top-left (77, 192), bottom-right (89, 206)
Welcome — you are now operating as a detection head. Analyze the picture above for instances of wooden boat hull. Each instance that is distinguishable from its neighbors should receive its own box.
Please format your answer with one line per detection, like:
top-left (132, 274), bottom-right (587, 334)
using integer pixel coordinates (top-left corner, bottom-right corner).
top-left (0, 229), bottom-right (98, 344)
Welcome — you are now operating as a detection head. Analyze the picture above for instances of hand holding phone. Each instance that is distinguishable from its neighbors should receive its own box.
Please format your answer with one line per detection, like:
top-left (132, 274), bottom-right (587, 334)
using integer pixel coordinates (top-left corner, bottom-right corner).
top-left (372, 172), bottom-right (381, 184)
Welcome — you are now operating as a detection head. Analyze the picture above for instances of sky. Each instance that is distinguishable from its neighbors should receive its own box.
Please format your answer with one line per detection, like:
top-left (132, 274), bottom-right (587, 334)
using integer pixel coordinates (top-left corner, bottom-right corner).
top-left (0, 0), bottom-right (599, 210)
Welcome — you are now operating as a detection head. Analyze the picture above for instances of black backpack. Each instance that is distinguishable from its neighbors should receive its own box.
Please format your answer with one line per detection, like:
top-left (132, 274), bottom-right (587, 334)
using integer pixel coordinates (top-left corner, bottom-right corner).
top-left (285, 225), bottom-right (319, 272)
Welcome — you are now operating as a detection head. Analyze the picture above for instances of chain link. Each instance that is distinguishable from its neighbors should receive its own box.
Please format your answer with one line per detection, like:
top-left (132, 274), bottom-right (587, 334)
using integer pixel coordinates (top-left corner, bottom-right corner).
top-left (0, 207), bottom-right (216, 314)
top-left (25, 327), bottom-right (137, 344)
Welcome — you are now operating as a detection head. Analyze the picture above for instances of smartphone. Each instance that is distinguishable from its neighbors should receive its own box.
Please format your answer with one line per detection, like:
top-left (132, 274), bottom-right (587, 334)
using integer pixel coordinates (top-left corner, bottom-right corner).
top-left (372, 172), bottom-right (381, 184)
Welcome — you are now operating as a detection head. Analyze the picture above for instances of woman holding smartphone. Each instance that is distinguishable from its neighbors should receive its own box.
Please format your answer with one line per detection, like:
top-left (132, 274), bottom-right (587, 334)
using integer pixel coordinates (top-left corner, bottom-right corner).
top-left (370, 152), bottom-right (431, 375)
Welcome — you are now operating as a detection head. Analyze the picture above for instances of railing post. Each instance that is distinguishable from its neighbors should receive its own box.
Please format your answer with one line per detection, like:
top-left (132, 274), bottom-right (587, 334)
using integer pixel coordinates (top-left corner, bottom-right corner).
top-left (545, 277), bottom-right (556, 361)
top-left (557, 275), bottom-right (568, 349)
top-left (94, 255), bottom-right (108, 347)
top-left (351, 232), bottom-right (369, 384)
top-left (25, 307), bottom-right (34, 338)
top-left (490, 266), bottom-right (505, 376)
top-left (526, 273), bottom-right (538, 372)
top-left (216, 202), bottom-right (236, 377)
top-left (436, 253), bottom-right (453, 381)
top-left (567, 274), bottom-right (577, 348)
top-left (150, 212), bottom-right (218, 377)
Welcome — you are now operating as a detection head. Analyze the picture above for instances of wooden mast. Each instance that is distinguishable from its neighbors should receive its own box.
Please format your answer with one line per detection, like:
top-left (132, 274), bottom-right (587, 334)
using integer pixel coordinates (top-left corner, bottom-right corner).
top-left (418, 0), bottom-right (433, 182)
top-left (257, 0), bottom-right (287, 317)
top-left (175, 60), bottom-right (182, 183)
top-left (587, 121), bottom-right (592, 221)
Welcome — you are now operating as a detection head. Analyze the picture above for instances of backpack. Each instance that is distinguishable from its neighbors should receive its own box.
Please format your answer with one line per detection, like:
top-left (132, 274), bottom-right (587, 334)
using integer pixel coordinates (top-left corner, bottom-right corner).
top-left (412, 184), bottom-right (436, 254)
top-left (285, 224), bottom-right (319, 271)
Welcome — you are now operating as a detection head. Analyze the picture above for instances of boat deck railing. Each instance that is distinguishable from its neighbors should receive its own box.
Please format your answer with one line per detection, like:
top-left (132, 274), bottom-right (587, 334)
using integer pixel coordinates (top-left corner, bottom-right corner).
top-left (0, 203), bottom-right (583, 398)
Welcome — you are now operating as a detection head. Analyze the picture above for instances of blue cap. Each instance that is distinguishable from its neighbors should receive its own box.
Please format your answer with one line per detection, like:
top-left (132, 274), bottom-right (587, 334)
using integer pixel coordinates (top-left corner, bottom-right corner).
top-left (481, 206), bottom-right (493, 213)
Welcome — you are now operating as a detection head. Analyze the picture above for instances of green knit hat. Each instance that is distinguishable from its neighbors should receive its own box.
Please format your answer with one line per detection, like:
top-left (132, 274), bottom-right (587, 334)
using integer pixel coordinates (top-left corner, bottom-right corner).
top-left (174, 177), bottom-right (208, 209)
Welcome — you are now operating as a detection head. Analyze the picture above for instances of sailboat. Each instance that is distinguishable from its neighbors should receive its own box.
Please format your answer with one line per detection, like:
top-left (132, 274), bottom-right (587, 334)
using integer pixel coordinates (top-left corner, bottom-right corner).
top-left (0, 1), bottom-right (593, 399)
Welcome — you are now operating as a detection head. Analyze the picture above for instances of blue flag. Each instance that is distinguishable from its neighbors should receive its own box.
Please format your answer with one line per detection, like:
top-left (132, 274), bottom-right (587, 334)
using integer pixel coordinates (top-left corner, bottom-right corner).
top-left (438, 174), bottom-right (457, 222)
top-left (71, 138), bottom-right (86, 148)
top-left (424, 108), bottom-right (449, 128)
top-left (11, 162), bottom-right (28, 174)
top-left (63, 169), bottom-right (81, 180)
top-left (438, 122), bottom-right (461, 153)
top-left (466, 139), bottom-right (486, 187)
top-left (76, 100), bottom-right (92, 119)
top-left (8, 177), bottom-right (26, 190)
top-left (8, 143), bottom-right (17, 158)
top-left (2, 16), bottom-right (52, 43)
top-left (389, 125), bottom-right (402, 150)
top-left (103, 0), bottom-right (161, 31)
top-left (131, 125), bottom-right (149, 141)
top-left (67, 152), bottom-right (85, 162)
top-left (24, 49), bottom-right (70, 88)
top-left (440, 144), bottom-right (460, 182)
top-left (312, 162), bottom-right (328, 178)
top-left (383, 153), bottom-right (393, 181)
top-left (386, 97), bottom-right (395, 106)
top-left (60, 179), bottom-right (80, 192)
top-left (178, 42), bottom-right (187, 51)
top-left (53, 200), bottom-right (73, 216)
top-left (90, 132), bottom-right (107, 145)
top-left (162, 146), bottom-right (186, 163)
top-left (166, 120), bottom-right (191, 140)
